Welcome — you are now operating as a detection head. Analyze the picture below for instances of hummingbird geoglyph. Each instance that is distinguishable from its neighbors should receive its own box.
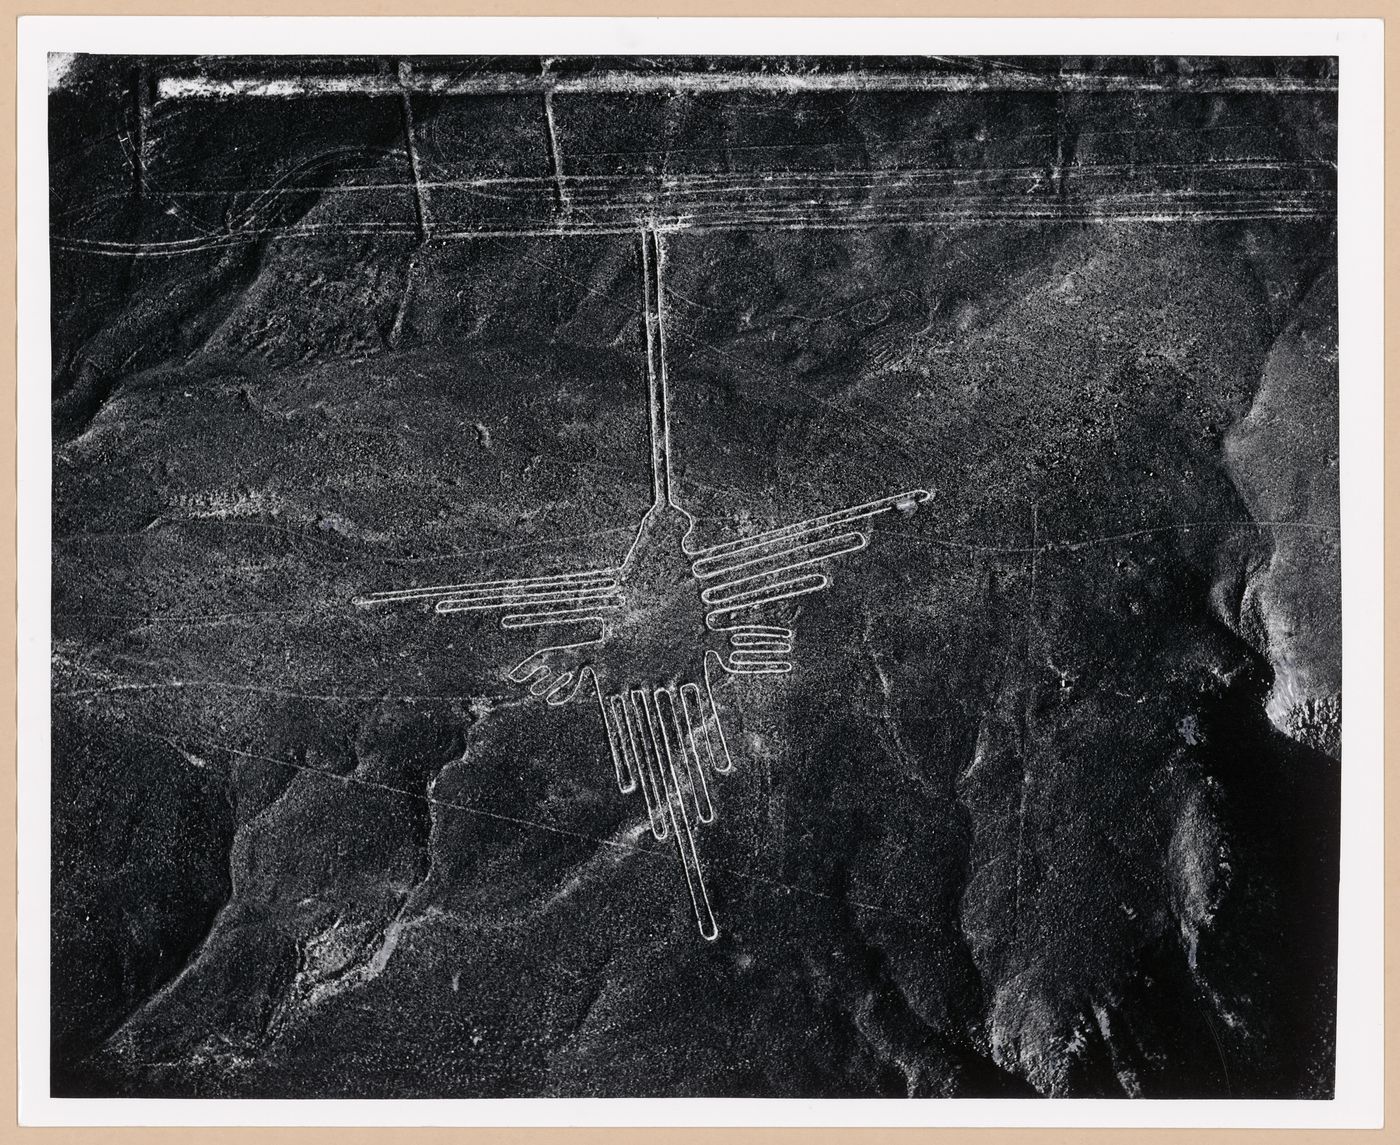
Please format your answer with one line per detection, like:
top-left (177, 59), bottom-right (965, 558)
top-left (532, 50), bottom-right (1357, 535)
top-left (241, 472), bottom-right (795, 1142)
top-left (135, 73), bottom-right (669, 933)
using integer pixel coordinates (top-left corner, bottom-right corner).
top-left (357, 228), bottom-right (930, 940)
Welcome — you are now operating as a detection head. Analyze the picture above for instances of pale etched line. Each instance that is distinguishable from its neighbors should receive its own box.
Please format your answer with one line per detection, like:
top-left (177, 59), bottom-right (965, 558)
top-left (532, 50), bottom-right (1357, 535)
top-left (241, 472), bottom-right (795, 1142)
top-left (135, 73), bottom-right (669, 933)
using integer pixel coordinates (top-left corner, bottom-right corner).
top-left (560, 202), bottom-right (1333, 231)
top-left (209, 740), bottom-right (669, 863)
top-left (658, 686), bottom-right (714, 826)
top-left (52, 679), bottom-right (507, 702)
top-left (389, 245), bottom-right (423, 348)
top-left (875, 517), bottom-right (1340, 558)
top-left (56, 606), bottom-right (325, 627)
top-left (660, 188), bottom-right (1338, 211)
top-left (517, 227), bottom-right (1242, 456)
top-left (437, 580), bottom-right (619, 601)
top-left (505, 637), bottom-right (602, 703)
top-left (645, 688), bottom-right (719, 941)
top-left (640, 228), bottom-right (674, 508)
top-left (434, 586), bottom-right (622, 611)
top-left (706, 597), bottom-right (824, 627)
top-left (53, 198), bottom-right (1334, 259)
top-left (355, 570), bottom-right (616, 605)
top-left (500, 603), bottom-right (624, 628)
top-left (542, 671), bottom-right (578, 705)
top-left (674, 195), bottom-right (1337, 223)
top-left (714, 626), bottom-right (796, 673)
top-left (682, 208), bottom-right (1335, 232)
top-left (709, 620), bottom-right (802, 654)
top-left (726, 624), bottom-right (794, 640)
top-left (522, 666), bottom-right (553, 694)
top-left (700, 572), bottom-right (829, 611)
top-left (624, 158), bottom-right (1335, 181)
top-left (623, 690), bottom-right (669, 841)
top-left (693, 529), bottom-right (867, 581)
top-left (690, 491), bottom-right (931, 561)
top-left (195, 740), bottom-right (925, 924)
top-left (701, 651), bottom-right (736, 775)
top-left (597, 678), bottom-right (638, 794)
top-left (132, 63), bottom-right (149, 200)
top-left (723, 662), bottom-right (792, 675)
top-left (723, 623), bottom-right (793, 638)
top-left (61, 158), bottom-right (1325, 213)
top-left (678, 683), bottom-right (721, 812)
top-left (543, 87), bottom-right (571, 216)
top-left (373, 571), bottom-right (622, 593)
top-left (560, 191), bottom-right (1337, 223)
top-left (114, 110), bottom-right (220, 241)
top-left (223, 144), bottom-right (408, 231)
top-left (510, 169), bottom-right (1333, 200)
top-left (729, 650), bottom-right (794, 666)
top-left (618, 692), bottom-right (667, 839)
top-left (364, 524), bottom-right (640, 568)
top-left (156, 71), bottom-right (1337, 99)
top-left (1056, 520), bottom-right (1342, 551)
top-left (697, 535), bottom-right (868, 597)
top-left (77, 196), bottom-right (1334, 258)
top-left (52, 218), bottom-right (652, 257)
top-left (551, 171), bottom-right (1335, 203)
top-left (397, 63), bottom-right (432, 239)
top-left (1012, 502), bottom-right (1040, 940)
top-left (676, 211), bottom-right (1337, 232)
top-left (728, 634), bottom-right (792, 651)
top-left (653, 231), bottom-right (677, 508)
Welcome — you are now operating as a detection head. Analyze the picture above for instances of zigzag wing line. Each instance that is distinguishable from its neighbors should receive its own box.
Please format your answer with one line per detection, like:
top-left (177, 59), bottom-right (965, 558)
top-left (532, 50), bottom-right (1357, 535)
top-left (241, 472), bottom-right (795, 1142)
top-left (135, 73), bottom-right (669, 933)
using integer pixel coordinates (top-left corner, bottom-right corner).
top-left (692, 530), bottom-right (867, 582)
top-left (499, 603), bottom-right (624, 628)
top-left (688, 489), bottom-right (931, 564)
top-left (701, 572), bottom-right (828, 610)
top-left (697, 535), bottom-right (866, 600)
top-left (435, 585), bottom-right (621, 612)
top-left (354, 569), bottom-right (618, 606)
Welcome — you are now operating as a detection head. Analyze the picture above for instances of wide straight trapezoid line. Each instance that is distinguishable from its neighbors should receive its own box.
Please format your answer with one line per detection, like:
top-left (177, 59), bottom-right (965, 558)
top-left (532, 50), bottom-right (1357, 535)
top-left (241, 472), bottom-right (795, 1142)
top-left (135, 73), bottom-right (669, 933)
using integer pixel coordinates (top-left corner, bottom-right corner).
top-left (640, 227), bottom-right (675, 508)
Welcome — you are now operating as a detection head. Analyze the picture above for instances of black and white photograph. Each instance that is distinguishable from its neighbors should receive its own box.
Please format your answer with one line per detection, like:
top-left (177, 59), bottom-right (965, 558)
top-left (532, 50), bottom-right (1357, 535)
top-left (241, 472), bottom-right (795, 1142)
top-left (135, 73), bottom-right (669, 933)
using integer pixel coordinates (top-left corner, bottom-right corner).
top-left (20, 17), bottom-right (1385, 1125)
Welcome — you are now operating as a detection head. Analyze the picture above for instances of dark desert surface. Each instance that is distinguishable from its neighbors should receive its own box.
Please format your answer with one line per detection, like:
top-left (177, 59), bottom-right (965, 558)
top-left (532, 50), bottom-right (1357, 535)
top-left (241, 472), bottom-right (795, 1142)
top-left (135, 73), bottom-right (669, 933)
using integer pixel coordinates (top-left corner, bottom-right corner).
top-left (49, 55), bottom-right (1339, 1098)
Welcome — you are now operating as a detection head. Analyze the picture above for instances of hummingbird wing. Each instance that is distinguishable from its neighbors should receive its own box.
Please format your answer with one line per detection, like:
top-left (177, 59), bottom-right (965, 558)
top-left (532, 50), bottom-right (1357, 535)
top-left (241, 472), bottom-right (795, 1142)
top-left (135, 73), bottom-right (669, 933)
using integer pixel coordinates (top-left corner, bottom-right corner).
top-left (353, 567), bottom-right (625, 629)
top-left (690, 488), bottom-right (931, 671)
top-left (356, 569), bottom-right (622, 727)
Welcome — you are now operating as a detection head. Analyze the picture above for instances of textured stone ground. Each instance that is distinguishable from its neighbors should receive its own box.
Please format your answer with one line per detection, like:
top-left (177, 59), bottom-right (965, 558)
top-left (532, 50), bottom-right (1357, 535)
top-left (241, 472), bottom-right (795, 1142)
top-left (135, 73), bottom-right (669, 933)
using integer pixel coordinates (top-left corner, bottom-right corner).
top-left (49, 55), bottom-right (1339, 1098)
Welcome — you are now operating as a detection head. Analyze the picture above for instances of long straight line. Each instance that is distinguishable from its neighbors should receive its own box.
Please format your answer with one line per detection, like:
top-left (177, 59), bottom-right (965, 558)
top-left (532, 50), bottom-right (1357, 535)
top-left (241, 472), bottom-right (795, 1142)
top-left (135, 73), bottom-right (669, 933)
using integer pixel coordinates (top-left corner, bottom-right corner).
top-left (194, 740), bottom-right (925, 924)
top-left (53, 199), bottom-right (1336, 258)
top-left (157, 71), bottom-right (1337, 100)
top-left (397, 64), bottom-right (432, 239)
top-left (639, 227), bottom-right (673, 508)
top-left (543, 91), bottom-right (571, 215)
top-left (654, 230), bottom-right (676, 509)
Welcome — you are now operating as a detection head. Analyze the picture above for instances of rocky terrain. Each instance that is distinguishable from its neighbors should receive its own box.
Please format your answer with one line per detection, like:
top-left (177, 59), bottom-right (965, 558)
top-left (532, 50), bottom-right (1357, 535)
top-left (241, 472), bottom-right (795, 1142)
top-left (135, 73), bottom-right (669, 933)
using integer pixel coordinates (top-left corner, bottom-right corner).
top-left (48, 55), bottom-right (1339, 1098)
